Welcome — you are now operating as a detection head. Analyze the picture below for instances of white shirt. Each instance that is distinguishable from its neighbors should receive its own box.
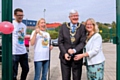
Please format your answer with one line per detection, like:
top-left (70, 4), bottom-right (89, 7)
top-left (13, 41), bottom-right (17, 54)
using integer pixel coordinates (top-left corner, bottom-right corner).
top-left (85, 33), bottom-right (105, 65)
top-left (30, 30), bottom-right (50, 61)
top-left (12, 20), bottom-right (27, 55)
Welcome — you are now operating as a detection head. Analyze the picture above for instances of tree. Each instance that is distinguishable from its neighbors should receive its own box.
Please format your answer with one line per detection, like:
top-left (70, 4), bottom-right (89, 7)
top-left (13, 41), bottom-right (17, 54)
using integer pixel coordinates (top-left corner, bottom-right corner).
top-left (111, 21), bottom-right (116, 37)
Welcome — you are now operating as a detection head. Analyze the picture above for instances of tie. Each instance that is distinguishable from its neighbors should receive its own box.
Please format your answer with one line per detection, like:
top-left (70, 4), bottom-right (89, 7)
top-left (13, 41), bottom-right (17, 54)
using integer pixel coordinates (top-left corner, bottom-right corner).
top-left (72, 25), bottom-right (76, 33)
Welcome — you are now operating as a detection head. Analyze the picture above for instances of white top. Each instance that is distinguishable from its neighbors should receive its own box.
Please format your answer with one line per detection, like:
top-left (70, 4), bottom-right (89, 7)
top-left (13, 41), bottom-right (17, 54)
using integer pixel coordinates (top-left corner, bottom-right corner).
top-left (12, 20), bottom-right (27, 55)
top-left (85, 33), bottom-right (105, 65)
top-left (30, 30), bottom-right (50, 61)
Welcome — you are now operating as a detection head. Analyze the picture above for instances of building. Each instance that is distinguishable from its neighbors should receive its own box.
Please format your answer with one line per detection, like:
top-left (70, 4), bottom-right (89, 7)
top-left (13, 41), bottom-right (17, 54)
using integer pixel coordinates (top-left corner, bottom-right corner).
top-left (22, 19), bottom-right (61, 29)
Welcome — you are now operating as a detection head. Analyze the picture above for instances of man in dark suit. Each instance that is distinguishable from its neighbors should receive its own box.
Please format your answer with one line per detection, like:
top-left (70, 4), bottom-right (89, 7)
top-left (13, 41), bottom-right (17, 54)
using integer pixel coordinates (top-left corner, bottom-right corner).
top-left (58, 10), bottom-right (86, 80)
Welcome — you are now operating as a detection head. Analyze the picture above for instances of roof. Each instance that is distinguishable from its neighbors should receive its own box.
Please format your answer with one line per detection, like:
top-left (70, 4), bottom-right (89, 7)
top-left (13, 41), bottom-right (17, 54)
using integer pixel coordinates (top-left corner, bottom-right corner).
top-left (46, 23), bottom-right (61, 28)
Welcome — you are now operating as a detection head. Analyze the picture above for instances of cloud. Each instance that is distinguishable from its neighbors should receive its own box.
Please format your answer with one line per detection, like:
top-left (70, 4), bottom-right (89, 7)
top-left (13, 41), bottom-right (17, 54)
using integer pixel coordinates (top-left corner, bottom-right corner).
top-left (0, 0), bottom-right (116, 23)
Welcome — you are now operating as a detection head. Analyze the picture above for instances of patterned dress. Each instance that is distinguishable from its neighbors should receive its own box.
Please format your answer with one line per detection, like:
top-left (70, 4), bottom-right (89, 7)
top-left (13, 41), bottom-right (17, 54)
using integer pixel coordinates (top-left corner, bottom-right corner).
top-left (84, 33), bottom-right (105, 80)
top-left (86, 62), bottom-right (105, 80)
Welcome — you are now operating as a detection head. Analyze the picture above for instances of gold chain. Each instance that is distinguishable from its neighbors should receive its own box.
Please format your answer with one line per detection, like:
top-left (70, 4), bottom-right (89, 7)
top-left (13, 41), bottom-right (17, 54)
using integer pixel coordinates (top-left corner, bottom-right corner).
top-left (66, 22), bottom-right (81, 36)
top-left (66, 22), bottom-right (81, 42)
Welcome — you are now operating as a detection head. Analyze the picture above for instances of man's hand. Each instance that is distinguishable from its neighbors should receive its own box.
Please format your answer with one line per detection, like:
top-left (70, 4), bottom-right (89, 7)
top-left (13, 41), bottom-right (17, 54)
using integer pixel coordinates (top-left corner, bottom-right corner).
top-left (49, 45), bottom-right (53, 50)
top-left (74, 54), bottom-right (84, 61)
top-left (64, 53), bottom-right (71, 61)
top-left (68, 49), bottom-right (74, 55)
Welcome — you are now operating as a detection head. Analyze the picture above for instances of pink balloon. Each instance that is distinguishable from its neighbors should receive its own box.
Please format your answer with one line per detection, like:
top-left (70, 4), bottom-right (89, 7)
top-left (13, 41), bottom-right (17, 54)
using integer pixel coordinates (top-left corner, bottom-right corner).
top-left (0, 22), bottom-right (4, 32)
top-left (0, 21), bottom-right (14, 34)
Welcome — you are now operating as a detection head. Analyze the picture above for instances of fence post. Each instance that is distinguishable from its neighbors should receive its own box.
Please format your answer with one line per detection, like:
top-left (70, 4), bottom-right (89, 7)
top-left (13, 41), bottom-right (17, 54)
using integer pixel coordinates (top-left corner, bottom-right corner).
top-left (2, 0), bottom-right (12, 80)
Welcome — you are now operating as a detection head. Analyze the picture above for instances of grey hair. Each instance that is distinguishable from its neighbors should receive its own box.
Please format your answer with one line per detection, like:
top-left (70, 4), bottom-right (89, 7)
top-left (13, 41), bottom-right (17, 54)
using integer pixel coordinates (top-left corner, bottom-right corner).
top-left (69, 9), bottom-right (78, 16)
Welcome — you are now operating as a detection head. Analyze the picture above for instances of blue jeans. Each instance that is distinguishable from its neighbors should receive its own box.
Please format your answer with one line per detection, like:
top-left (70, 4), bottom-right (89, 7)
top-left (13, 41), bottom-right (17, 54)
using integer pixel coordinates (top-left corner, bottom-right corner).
top-left (13, 53), bottom-right (29, 80)
top-left (34, 60), bottom-right (49, 80)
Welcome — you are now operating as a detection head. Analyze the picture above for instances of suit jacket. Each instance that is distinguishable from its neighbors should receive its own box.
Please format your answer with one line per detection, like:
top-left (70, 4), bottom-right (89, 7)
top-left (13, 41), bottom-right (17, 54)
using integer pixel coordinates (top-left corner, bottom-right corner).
top-left (85, 33), bottom-right (105, 65)
top-left (58, 22), bottom-right (86, 64)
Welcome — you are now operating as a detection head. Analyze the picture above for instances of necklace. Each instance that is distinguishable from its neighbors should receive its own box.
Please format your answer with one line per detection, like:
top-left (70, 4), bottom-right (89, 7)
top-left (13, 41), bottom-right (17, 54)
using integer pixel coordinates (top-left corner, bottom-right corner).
top-left (86, 32), bottom-right (96, 43)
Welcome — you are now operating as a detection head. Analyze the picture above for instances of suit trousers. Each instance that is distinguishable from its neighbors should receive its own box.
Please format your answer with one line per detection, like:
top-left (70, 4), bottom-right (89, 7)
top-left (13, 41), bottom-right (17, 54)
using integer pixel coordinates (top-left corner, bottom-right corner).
top-left (60, 60), bottom-right (82, 80)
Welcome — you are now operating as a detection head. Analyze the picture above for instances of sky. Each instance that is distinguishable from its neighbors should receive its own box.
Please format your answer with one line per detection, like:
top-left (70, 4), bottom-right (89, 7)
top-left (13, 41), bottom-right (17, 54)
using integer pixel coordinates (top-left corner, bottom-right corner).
top-left (0, 0), bottom-right (116, 23)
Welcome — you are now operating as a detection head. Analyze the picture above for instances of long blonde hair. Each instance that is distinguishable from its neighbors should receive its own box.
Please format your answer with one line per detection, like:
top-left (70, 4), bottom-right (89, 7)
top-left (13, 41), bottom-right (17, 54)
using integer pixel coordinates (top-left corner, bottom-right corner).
top-left (85, 18), bottom-right (99, 33)
top-left (35, 18), bottom-right (46, 29)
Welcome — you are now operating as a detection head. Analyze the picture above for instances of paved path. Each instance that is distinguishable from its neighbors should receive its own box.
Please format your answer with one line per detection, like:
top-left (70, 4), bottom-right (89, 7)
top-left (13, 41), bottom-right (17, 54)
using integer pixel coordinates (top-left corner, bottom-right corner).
top-left (0, 43), bottom-right (116, 80)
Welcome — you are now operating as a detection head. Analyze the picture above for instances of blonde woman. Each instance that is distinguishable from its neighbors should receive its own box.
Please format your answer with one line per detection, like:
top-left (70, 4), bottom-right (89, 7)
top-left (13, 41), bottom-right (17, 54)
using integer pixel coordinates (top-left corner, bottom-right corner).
top-left (74, 18), bottom-right (105, 80)
top-left (30, 18), bottom-right (53, 80)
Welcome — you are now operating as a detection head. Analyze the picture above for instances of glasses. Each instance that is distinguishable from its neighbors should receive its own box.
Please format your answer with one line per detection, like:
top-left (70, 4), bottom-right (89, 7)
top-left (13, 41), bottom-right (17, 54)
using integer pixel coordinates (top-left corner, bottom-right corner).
top-left (86, 24), bottom-right (94, 26)
top-left (16, 15), bottom-right (24, 17)
top-left (70, 15), bottom-right (79, 17)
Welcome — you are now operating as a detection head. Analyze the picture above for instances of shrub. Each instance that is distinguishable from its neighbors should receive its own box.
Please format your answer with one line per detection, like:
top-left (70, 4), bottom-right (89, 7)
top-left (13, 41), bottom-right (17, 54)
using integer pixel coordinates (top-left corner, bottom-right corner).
top-left (103, 38), bottom-right (109, 42)
top-left (47, 30), bottom-right (58, 39)
top-left (26, 29), bottom-right (33, 34)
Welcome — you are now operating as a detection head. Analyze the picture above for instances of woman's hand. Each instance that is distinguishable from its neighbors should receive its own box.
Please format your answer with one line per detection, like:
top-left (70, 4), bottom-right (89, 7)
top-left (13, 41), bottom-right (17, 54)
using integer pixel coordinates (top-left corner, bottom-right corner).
top-left (30, 29), bottom-right (39, 46)
top-left (35, 28), bottom-right (40, 34)
top-left (74, 54), bottom-right (84, 61)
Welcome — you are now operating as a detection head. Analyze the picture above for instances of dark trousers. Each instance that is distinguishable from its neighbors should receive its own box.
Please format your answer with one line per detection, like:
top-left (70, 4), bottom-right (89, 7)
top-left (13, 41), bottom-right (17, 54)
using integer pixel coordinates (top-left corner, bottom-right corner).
top-left (13, 53), bottom-right (29, 80)
top-left (60, 60), bottom-right (82, 80)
